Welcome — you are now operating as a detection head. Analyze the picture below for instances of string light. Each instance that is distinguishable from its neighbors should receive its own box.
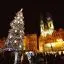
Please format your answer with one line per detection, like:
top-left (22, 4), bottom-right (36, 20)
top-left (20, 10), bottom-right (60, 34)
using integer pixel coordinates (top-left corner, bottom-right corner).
top-left (20, 30), bottom-right (22, 33)
top-left (18, 21), bottom-right (20, 23)
top-left (14, 20), bottom-right (17, 23)
top-left (15, 30), bottom-right (17, 33)
top-left (10, 35), bottom-right (12, 38)
top-left (19, 45), bottom-right (22, 48)
top-left (17, 16), bottom-right (20, 19)
top-left (5, 8), bottom-right (24, 50)
top-left (14, 40), bottom-right (17, 43)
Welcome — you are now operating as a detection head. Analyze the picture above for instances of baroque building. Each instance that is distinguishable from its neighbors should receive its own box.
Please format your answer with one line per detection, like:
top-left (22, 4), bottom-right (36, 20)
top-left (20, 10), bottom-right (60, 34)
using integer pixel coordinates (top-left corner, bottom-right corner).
top-left (23, 14), bottom-right (64, 52)
top-left (39, 15), bottom-right (64, 52)
top-left (40, 16), bottom-right (54, 37)
top-left (23, 34), bottom-right (37, 52)
top-left (39, 15), bottom-right (54, 52)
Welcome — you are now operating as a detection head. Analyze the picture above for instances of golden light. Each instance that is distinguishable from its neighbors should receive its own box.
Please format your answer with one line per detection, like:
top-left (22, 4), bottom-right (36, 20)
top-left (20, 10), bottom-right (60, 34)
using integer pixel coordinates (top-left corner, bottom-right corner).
top-left (56, 38), bottom-right (63, 42)
top-left (45, 43), bottom-right (55, 48)
top-left (45, 43), bottom-right (51, 48)
top-left (55, 38), bottom-right (64, 48)
top-left (58, 51), bottom-right (61, 55)
top-left (51, 43), bottom-right (55, 47)
top-left (39, 47), bottom-right (43, 52)
top-left (63, 51), bottom-right (64, 54)
top-left (55, 42), bottom-right (62, 48)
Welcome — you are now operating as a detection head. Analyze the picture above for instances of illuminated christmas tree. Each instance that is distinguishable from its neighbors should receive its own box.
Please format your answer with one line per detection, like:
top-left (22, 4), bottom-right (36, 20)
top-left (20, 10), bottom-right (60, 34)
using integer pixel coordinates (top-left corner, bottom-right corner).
top-left (5, 8), bottom-right (24, 51)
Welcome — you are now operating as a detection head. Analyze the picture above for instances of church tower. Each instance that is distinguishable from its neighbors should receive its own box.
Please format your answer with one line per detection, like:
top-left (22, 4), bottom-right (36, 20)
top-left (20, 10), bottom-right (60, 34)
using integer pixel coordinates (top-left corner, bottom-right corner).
top-left (46, 15), bottom-right (54, 35)
top-left (47, 17), bottom-right (54, 30)
top-left (40, 16), bottom-right (45, 36)
top-left (40, 13), bottom-right (54, 37)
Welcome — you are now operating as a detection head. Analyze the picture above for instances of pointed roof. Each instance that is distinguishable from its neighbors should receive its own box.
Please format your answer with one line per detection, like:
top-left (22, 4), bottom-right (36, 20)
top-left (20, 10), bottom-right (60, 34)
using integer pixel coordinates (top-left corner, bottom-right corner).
top-left (46, 12), bottom-right (52, 21)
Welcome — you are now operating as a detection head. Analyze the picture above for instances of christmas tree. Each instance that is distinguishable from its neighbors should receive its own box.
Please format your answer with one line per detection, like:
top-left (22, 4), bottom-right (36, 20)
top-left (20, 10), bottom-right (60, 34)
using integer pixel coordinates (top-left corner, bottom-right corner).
top-left (5, 8), bottom-right (24, 51)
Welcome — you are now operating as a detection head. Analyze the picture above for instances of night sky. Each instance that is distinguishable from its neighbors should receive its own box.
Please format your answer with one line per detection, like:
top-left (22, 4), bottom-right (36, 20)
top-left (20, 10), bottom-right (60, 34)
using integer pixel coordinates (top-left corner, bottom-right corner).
top-left (0, 1), bottom-right (64, 37)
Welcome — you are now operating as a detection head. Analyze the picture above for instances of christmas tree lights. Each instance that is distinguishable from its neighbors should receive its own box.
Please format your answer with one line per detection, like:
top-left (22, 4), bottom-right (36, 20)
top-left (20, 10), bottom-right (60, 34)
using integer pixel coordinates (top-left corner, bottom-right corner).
top-left (5, 8), bottom-right (24, 51)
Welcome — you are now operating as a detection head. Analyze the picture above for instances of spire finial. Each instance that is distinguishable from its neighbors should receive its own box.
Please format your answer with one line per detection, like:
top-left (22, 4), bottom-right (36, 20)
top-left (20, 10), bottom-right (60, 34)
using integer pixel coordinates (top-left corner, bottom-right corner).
top-left (20, 8), bottom-right (23, 11)
top-left (46, 12), bottom-right (52, 20)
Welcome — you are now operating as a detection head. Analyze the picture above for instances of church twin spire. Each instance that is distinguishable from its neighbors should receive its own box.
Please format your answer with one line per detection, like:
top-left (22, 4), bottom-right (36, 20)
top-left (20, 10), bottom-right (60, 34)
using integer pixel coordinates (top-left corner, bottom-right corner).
top-left (40, 13), bottom-right (54, 37)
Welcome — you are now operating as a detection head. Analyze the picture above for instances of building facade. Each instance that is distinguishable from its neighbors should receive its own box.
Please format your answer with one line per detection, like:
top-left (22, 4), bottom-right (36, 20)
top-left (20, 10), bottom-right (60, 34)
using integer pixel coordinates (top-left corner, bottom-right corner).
top-left (39, 16), bottom-right (54, 52)
top-left (23, 34), bottom-right (37, 52)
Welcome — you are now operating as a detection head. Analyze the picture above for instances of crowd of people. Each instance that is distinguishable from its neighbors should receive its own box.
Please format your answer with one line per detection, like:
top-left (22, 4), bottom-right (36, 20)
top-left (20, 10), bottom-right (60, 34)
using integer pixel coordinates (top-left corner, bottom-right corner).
top-left (21, 51), bottom-right (64, 64)
top-left (0, 51), bottom-right (64, 64)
